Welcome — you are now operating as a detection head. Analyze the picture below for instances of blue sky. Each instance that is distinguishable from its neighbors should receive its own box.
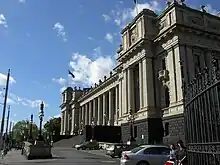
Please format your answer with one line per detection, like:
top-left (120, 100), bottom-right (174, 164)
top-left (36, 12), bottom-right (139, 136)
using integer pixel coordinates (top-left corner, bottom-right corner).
top-left (0, 0), bottom-right (219, 128)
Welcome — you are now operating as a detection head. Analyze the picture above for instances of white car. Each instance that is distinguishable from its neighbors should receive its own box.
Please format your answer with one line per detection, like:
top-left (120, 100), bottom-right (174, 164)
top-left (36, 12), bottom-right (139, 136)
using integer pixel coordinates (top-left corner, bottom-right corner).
top-left (120, 145), bottom-right (170, 165)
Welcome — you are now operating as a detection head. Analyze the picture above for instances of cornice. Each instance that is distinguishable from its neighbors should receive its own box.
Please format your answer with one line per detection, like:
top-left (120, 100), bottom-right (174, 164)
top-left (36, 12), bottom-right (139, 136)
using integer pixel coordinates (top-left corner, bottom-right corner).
top-left (117, 38), bottom-right (151, 62)
top-left (78, 73), bottom-right (118, 102)
top-left (121, 9), bottom-right (157, 34)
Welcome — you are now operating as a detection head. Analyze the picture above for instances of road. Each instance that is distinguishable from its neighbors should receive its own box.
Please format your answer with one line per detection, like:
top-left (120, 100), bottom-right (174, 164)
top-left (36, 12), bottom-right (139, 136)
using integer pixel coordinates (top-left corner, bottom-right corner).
top-left (0, 148), bottom-right (120, 165)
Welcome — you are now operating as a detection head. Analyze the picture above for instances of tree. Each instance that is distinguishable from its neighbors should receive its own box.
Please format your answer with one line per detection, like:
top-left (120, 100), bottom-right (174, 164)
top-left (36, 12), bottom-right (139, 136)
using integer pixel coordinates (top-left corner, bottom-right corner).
top-left (43, 117), bottom-right (61, 142)
top-left (12, 120), bottom-right (38, 143)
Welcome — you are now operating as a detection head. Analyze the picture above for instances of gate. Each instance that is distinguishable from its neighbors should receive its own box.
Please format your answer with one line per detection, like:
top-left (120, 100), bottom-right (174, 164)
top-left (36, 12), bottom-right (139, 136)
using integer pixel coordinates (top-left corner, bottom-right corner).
top-left (184, 56), bottom-right (220, 165)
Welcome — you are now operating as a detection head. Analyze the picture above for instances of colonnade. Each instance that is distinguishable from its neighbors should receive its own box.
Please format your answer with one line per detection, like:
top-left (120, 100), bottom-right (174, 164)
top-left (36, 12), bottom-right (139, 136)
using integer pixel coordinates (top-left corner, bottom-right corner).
top-left (60, 56), bottom-right (154, 135)
top-left (80, 86), bottom-right (119, 127)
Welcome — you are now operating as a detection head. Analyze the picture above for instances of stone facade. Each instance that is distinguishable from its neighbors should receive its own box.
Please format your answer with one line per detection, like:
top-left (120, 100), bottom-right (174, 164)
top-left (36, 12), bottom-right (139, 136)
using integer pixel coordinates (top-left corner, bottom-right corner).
top-left (60, 1), bottom-right (220, 144)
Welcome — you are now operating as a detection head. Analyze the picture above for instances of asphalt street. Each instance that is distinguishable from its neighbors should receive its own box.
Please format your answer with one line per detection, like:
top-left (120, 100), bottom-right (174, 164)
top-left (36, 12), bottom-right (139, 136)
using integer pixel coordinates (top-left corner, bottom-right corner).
top-left (0, 148), bottom-right (120, 165)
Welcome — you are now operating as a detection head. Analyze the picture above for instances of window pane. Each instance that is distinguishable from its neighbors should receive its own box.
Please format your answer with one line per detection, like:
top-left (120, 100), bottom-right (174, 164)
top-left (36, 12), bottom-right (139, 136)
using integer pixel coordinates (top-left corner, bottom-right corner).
top-left (130, 146), bottom-right (145, 153)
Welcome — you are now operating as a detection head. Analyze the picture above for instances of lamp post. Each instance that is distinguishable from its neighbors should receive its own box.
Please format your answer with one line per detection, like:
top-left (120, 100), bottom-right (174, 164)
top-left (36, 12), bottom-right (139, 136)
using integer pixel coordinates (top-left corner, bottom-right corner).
top-left (127, 109), bottom-right (136, 143)
top-left (38, 101), bottom-right (44, 140)
top-left (26, 120), bottom-right (29, 141)
top-left (91, 117), bottom-right (95, 141)
top-left (79, 120), bottom-right (84, 135)
top-left (29, 114), bottom-right (33, 141)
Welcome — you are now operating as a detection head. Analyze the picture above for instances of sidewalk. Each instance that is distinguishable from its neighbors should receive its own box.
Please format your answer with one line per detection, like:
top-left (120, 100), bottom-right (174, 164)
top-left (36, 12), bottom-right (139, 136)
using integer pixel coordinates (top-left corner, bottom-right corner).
top-left (0, 149), bottom-right (58, 164)
top-left (0, 149), bottom-right (27, 164)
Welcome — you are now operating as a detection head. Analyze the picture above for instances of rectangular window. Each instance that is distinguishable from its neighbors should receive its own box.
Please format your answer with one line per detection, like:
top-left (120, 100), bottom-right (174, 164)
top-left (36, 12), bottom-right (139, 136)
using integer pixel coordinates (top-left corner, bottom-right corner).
top-left (164, 122), bottom-right (169, 136)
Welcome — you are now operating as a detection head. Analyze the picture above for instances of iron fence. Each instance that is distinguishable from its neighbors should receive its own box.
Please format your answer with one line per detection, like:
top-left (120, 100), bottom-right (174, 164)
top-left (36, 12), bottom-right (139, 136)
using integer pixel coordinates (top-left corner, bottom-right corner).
top-left (184, 56), bottom-right (220, 165)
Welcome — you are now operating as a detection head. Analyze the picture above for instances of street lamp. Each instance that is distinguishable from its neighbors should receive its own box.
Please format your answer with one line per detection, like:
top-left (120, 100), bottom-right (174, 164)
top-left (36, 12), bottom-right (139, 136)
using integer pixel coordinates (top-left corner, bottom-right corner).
top-left (73, 124), bottom-right (77, 135)
top-left (38, 101), bottom-right (44, 140)
top-left (29, 114), bottom-right (33, 141)
top-left (127, 109), bottom-right (136, 143)
top-left (91, 117), bottom-right (95, 141)
top-left (79, 120), bottom-right (84, 135)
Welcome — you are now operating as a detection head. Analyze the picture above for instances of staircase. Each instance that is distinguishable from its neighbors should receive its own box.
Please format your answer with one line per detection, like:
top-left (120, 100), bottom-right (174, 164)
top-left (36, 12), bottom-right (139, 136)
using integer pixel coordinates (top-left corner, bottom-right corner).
top-left (54, 135), bottom-right (84, 148)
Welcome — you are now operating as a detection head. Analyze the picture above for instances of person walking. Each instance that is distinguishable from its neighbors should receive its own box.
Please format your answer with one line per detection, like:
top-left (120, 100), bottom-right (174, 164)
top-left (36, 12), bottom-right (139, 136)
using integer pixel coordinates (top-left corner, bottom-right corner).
top-left (176, 141), bottom-right (187, 165)
top-left (169, 144), bottom-right (177, 161)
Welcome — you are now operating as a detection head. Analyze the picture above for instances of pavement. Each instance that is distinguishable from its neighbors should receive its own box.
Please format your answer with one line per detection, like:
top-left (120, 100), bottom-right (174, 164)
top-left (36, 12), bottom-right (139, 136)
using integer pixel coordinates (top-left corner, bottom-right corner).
top-left (0, 148), bottom-right (120, 165)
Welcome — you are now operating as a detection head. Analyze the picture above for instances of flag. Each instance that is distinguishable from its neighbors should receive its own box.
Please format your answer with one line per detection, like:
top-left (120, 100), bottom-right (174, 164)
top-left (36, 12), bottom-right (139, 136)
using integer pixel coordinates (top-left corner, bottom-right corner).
top-left (68, 70), bottom-right (75, 78)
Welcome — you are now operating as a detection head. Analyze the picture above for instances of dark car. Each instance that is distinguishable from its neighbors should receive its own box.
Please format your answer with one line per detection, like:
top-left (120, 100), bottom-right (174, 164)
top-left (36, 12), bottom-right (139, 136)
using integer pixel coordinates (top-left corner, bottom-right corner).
top-left (75, 140), bottom-right (99, 150)
top-left (106, 144), bottom-right (135, 158)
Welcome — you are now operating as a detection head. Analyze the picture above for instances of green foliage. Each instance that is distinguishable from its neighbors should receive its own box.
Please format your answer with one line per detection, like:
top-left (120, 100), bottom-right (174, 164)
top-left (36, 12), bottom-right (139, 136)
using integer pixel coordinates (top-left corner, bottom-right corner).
top-left (12, 120), bottom-right (38, 143)
top-left (43, 117), bottom-right (61, 142)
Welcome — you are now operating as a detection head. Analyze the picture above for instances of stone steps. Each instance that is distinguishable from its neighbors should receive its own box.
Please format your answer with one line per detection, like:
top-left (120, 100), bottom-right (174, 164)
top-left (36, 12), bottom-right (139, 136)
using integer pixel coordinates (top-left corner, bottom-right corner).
top-left (54, 135), bottom-right (84, 147)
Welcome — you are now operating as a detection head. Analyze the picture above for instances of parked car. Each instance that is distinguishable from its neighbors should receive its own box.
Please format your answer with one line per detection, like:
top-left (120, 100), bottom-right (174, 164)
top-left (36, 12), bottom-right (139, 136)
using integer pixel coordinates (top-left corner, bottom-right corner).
top-left (106, 143), bottom-right (136, 158)
top-left (75, 140), bottom-right (99, 150)
top-left (120, 145), bottom-right (171, 165)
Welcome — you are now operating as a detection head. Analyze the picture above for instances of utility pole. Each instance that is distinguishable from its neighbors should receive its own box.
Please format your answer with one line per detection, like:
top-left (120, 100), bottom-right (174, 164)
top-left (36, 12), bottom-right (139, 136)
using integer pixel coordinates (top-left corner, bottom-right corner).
top-left (4, 106), bottom-right (10, 147)
top-left (0, 69), bottom-right (10, 148)
top-left (5, 105), bottom-right (10, 135)
top-left (9, 121), bottom-right (12, 133)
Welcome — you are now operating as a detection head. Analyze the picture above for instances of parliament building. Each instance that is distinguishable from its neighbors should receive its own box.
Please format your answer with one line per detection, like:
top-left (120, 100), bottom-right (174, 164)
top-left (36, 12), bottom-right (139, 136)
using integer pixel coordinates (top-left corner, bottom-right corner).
top-left (60, 1), bottom-right (220, 144)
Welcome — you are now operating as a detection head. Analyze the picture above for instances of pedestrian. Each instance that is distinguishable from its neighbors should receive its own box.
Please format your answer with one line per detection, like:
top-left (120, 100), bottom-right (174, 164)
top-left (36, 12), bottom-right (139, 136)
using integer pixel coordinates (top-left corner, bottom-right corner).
top-left (176, 140), bottom-right (187, 165)
top-left (169, 144), bottom-right (176, 161)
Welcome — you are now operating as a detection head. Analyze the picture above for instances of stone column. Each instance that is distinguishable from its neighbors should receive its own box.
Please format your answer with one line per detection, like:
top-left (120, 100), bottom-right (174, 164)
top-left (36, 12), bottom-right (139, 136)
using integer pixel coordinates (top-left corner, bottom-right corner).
top-left (93, 99), bottom-right (97, 124)
top-left (103, 93), bottom-right (107, 125)
top-left (128, 68), bottom-right (135, 113)
top-left (142, 58), bottom-right (155, 109)
top-left (109, 89), bottom-right (113, 125)
top-left (67, 113), bottom-right (70, 133)
top-left (78, 107), bottom-right (82, 127)
top-left (122, 70), bottom-right (128, 114)
top-left (139, 60), bottom-right (143, 109)
top-left (97, 96), bottom-right (102, 125)
top-left (71, 109), bottom-right (75, 134)
top-left (60, 112), bottom-right (64, 134)
top-left (64, 110), bottom-right (67, 134)
top-left (89, 101), bottom-right (92, 125)
top-left (118, 80), bottom-right (122, 118)
top-left (85, 104), bottom-right (88, 125)
top-left (115, 86), bottom-right (118, 124)
top-left (81, 105), bottom-right (85, 124)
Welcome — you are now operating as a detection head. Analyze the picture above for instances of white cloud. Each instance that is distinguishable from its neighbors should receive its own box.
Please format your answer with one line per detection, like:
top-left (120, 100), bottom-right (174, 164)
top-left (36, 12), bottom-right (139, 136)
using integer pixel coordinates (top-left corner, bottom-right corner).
top-left (88, 37), bottom-right (95, 40)
top-left (109, 1), bottom-right (161, 28)
top-left (53, 22), bottom-right (67, 42)
top-left (68, 52), bottom-right (115, 87)
top-left (0, 14), bottom-right (8, 28)
top-left (0, 91), bottom-right (48, 108)
top-left (18, 0), bottom-right (26, 3)
top-left (102, 14), bottom-right (111, 22)
top-left (105, 33), bottom-right (113, 43)
top-left (204, 4), bottom-right (218, 15)
top-left (53, 114), bottom-right (61, 118)
top-left (0, 73), bottom-right (16, 87)
top-left (17, 97), bottom-right (48, 108)
top-left (52, 78), bottom-right (66, 86)
top-left (93, 47), bottom-right (101, 57)
top-left (60, 86), bottom-right (67, 93)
